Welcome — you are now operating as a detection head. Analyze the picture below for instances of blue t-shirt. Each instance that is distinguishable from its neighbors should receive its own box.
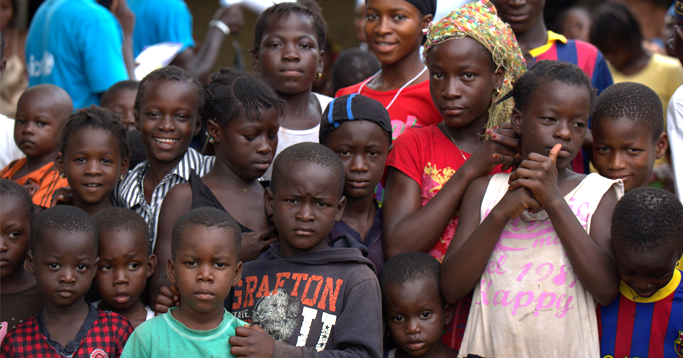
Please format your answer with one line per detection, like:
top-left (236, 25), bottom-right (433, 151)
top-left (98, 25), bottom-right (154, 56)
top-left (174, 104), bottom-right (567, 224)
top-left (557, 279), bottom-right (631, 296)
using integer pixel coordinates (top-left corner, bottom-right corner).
top-left (129, 0), bottom-right (196, 57)
top-left (25, 0), bottom-right (128, 110)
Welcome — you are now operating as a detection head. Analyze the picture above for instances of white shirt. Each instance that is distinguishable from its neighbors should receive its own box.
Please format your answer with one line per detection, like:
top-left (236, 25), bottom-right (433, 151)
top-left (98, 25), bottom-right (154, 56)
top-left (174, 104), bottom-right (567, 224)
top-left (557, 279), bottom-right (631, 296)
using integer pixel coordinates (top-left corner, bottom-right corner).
top-left (668, 85), bottom-right (683, 202)
top-left (0, 114), bottom-right (24, 169)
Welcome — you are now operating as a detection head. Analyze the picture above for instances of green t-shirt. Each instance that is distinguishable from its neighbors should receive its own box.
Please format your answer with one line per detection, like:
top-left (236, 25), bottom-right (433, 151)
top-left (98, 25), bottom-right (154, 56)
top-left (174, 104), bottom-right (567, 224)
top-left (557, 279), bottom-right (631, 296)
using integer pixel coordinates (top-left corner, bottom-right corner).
top-left (121, 308), bottom-right (247, 358)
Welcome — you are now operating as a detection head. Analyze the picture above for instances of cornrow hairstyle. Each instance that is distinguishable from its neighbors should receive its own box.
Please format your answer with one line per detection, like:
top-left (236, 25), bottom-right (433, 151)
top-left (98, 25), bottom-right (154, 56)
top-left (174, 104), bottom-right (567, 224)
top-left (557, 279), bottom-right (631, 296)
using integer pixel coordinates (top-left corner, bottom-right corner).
top-left (378, 252), bottom-right (444, 306)
top-left (497, 60), bottom-right (596, 114)
top-left (30, 206), bottom-right (97, 255)
top-left (100, 80), bottom-right (139, 108)
top-left (252, 1), bottom-right (327, 53)
top-left (270, 142), bottom-right (345, 197)
top-left (589, 3), bottom-right (642, 59)
top-left (612, 188), bottom-right (683, 253)
top-left (134, 66), bottom-right (205, 114)
top-left (0, 179), bottom-right (34, 219)
top-left (94, 208), bottom-right (151, 255)
top-left (171, 207), bottom-right (242, 260)
top-left (592, 82), bottom-right (663, 142)
top-left (202, 68), bottom-right (285, 127)
top-left (59, 106), bottom-right (130, 162)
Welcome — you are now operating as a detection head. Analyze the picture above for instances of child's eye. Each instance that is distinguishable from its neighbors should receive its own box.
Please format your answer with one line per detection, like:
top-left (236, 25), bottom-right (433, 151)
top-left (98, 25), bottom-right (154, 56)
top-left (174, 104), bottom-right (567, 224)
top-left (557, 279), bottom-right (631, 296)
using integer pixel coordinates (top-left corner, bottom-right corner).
top-left (393, 315), bottom-right (404, 322)
top-left (541, 117), bottom-right (556, 123)
top-left (7, 231), bottom-right (22, 239)
top-left (214, 262), bottom-right (227, 268)
top-left (100, 264), bottom-right (112, 272)
top-left (365, 14), bottom-right (377, 20)
top-left (36, 121), bottom-right (47, 127)
top-left (16, 119), bottom-right (25, 125)
top-left (76, 264), bottom-right (88, 272)
top-left (367, 151), bottom-right (380, 157)
top-left (430, 72), bottom-right (443, 80)
top-left (571, 122), bottom-right (585, 128)
top-left (185, 261), bottom-right (197, 267)
top-left (75, 157), bottom-right (86, 163)
top-left (299, 43), bottom-right (313, 50)
top-left (462, 73), bottom-right (476, 80)
top-left (101, 158), bottom-right (113, 165)
top-left (145, 112), bottom-right (160, 118)
top-left (420, 311), bottom-right (432, 319)
top-left (626, 148), bottom-right (642, 154)
top-left (175, 114), bottom-right (190, 121)
top-left (651, 272), bottom-right (668, 279)
top-left (285, 199), bottom-right (299, 204)
top-left (48, 263), bottom-right (60, 269)
top-left (392, 14), bottom-right (406, 21)
top-left (315, 202), bottom-right (330, 207)
top-left (595, 147), bottom-right (609, 153)
top-left (127, 262), bottom-right (140, 270)
top-left (243, 135), bottom-right (256, 141)
top-left (338, 150), bottom-right (351, 157)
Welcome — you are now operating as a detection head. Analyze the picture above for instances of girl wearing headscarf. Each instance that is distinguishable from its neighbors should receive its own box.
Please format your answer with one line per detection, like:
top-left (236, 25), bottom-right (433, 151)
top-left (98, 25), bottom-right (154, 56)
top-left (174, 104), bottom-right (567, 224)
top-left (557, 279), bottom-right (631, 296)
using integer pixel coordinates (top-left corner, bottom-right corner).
top-left (382, 0), bottom-right (525, 349)
top-left (335, 0), bottom-right (442, 140)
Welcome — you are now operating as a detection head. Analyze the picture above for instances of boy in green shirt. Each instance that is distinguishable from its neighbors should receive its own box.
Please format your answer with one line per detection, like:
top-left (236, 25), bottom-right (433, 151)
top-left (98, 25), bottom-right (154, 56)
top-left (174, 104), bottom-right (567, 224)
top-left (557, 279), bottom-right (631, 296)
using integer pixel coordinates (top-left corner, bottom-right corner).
top-left (121, 207), bottom-right (246, 357)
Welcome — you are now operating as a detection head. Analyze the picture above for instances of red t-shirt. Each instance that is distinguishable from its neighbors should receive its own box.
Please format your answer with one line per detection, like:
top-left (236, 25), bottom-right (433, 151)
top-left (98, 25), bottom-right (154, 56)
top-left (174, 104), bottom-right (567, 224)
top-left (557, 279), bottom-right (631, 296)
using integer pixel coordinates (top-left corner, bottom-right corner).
top-left (335, 80), bottom-right (442, 140)
top-left (386, 124), bottom-right (506, 261)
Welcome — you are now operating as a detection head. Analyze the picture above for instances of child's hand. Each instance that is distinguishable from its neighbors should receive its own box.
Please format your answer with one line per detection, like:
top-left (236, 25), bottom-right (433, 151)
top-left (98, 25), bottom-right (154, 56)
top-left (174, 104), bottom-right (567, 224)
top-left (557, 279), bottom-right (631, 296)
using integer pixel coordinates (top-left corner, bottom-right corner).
top-left (115, 0), bottom-right (135, 37)
top-left (154, 285), bottom-right (180, 315)
top-left (50, 187), bottom-right (73, 207)
top-left (240, 226), bottom-right (277, 262)
top-left (495, 187), bottom-right (541, 221)
top-left (229, 324), bottom-right (275, 358)
top-left (216, 5), bottom-right (245, 34)
top-left (508, 144), bottom-right (563, 208)
top-left (467, 123), bottom-right (520, 177)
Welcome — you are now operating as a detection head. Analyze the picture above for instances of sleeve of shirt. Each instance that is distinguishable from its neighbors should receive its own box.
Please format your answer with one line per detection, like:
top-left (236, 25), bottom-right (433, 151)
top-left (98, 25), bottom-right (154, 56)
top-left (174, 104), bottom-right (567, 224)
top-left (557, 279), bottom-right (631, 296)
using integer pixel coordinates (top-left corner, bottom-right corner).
top-left (80, 10), bottom-right (129, 94)
top-left (156, 1), bottom-right (196, 51)
top-left (32, 168), bottom-right (70, 208)
top-left (0, 335), bottom-right (14, 357)
top-left (120, 330), bottom-right (150, 358)
top-left (385, 127), bottom-right (424, 185)
top-left (668, 86), bottom-right (683, 203)
top-left (591, 51), bottom-right (614, 96)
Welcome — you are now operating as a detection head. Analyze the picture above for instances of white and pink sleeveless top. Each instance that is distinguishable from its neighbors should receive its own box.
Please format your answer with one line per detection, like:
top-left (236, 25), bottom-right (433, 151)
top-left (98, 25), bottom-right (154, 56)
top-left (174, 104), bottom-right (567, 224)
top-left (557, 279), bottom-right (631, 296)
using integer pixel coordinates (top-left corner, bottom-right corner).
top-left (458, 173), bottom-right (623, 358)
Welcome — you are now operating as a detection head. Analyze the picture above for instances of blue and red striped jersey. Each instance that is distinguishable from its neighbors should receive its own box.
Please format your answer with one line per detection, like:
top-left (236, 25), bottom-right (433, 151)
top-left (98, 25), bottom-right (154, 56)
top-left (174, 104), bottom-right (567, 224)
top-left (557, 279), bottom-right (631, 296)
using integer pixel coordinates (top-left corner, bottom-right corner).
top-left (598, 270), bottom-right (683, 358)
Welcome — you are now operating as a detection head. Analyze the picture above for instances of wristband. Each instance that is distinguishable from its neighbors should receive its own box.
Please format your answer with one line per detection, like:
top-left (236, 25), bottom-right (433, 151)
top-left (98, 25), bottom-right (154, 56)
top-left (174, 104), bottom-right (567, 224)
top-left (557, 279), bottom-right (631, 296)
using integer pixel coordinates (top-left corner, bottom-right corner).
top-left (209, 20), bottom-right (231, 36)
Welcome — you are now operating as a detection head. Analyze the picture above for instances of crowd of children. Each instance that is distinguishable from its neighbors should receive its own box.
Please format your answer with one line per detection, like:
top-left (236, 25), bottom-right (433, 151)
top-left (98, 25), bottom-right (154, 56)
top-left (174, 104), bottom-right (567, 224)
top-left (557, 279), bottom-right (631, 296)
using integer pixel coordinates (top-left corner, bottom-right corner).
top-left (1, 0), bottom-right (683, 357)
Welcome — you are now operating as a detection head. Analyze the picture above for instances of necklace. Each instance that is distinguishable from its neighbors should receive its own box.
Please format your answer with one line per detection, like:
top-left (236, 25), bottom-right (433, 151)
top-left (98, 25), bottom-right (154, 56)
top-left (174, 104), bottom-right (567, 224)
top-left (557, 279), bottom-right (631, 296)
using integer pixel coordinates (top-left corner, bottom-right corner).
top-left (357, 66), bottom-right (428, 110)
top-left (439, 122), bottom-right (468, 162)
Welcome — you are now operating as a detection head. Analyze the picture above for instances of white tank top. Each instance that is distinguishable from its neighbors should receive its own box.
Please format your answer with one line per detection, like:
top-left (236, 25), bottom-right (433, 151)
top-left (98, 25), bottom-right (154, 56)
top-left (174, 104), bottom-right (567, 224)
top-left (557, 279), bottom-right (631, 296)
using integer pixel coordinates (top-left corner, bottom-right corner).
top-left (458, 173), bottom-right (623, 358)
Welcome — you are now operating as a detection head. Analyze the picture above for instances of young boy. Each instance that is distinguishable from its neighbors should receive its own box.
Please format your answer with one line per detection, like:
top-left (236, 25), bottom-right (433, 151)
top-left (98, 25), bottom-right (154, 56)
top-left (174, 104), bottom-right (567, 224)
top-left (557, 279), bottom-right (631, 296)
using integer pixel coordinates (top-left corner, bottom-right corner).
top-left (379, 252), bottom-right (457, 358)
top-left (100, 80), bottom-right (139, 132)
top-left (592, 82), bottom-right (669, 192)
top-left (0, 206), bottom-right (133, 357)
top-left (0, 84), bottom-right (72, 209)
top-left (121, 207), bottom-right (246, 357)
top-left (598, 188), bottom-right (683, 357)
top-left (227, 142), bottom-right (383, 358)
top-left (319, 94), bottom-right (392, 272)
top-left (0, 179), bottom-right (42, 332)
top-left (93, 208), bottom-right (157, 328)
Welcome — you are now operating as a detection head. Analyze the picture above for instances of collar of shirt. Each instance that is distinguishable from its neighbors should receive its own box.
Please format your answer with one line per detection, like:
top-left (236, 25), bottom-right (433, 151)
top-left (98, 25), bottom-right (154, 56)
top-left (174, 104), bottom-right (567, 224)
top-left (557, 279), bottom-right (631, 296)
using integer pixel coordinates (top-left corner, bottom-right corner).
top-left (529, 30), bottom-right (568, 58)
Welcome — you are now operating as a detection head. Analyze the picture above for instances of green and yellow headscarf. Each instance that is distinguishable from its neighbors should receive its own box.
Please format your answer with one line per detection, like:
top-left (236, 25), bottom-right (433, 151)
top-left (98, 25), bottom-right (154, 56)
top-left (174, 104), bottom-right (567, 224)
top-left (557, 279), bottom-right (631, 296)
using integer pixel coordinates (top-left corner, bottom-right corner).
top-left (424, 0), bottom-right (526, 130)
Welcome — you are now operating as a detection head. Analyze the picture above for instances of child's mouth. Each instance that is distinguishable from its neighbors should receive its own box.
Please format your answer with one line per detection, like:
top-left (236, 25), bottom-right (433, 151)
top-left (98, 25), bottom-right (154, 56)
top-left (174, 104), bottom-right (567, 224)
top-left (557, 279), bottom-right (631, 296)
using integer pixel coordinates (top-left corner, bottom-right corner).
top-left (114, 293), bottom-right (131, 304)
top-left (406, 341), bottom-right (426, 351)
top-left (153, 137), bottom-right (179, 147)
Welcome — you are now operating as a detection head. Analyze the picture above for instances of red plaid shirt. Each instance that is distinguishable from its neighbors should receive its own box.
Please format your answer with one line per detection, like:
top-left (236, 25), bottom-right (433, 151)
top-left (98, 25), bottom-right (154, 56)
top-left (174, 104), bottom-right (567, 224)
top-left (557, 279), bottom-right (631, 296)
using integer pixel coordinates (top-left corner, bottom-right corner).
top-left (0, 305), bottom-right (133, 358)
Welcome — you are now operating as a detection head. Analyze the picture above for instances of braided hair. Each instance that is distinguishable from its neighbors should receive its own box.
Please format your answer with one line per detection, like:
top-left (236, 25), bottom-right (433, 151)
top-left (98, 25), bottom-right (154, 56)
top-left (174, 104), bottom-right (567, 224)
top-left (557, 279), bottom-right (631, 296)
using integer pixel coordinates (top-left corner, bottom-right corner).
top-left (59, 106), bottom-right (130, 161)
top-left (202, 68), bottom-right (285, 127)
top-left (252, 1), bottom-right (327, 53)
top-left (134, 66), bottom-right (204, 114)
top-left (497, 60), bottom-right (596, 113)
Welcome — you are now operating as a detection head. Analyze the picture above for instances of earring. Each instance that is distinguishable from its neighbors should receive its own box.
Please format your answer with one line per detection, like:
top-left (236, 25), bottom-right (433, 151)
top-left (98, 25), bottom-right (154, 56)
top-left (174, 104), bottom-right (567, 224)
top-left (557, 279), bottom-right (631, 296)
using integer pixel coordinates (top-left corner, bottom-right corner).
top-left (678, 262), bottom-right (680, 267)
top-left (209, 137), bottom-right (215, 143)
top-left (315, 72), bottom-right (322, 81)
top-left (119, 174), bottom-right (124, 180)
top-left (60, 173), bottom-right (66, 179)
top-left (495, 87), bottom-right (501, 94)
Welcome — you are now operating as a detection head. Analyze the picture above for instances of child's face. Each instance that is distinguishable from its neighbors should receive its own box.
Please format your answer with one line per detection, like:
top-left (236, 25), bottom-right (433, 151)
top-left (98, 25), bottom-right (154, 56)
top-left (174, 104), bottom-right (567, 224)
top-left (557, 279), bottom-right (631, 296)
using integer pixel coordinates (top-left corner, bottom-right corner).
top-left (324, 121), bottom-right (390, 200)
top-left (560, 9), bottom-right (591, 42)
top-left (265, 163), bottom-right (346, 257)
top-left (95, 229), bottom-right (155, 310)
top-left (57, 128), bottom-right (129, 207)
top-left (364, 0), bottom-right (431, 66)
top-left (105, 88), bottom-right (137, 131)
top-left (592, 117), bottom-right (667, 192)
top-left (207, 107), bottom-right (280, 181)
top-left (0, 196), bottom-right (30, 279)
top-left (14, 96), bottom-right (66, 160)
top-left (427, 38), bottom-right (503, 131)
top-left (384, 279), bottom-right (452, 357)
top-left (254, 13), bottom-right (322, 96)
top-left (512, 81), bottom-right (590, 170)
top-left (135, 80), bottom-right (201, 164)
top-left (495, 0), bottom-right (545, 35)
top-left (168, 226), bottom-right (241, 316)
top-left (27, 229), bottom-right (98, 307)
top-left (614, 239), bottom-right (682, 298)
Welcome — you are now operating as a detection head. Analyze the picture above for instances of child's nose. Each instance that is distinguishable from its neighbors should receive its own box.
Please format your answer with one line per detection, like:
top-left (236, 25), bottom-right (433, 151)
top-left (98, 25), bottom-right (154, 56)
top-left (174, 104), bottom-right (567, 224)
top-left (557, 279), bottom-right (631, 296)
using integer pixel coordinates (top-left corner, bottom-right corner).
top-left (60, 269), bottom-right (77, 283)
top-left (113, 270), bottom-right (128, 284)
top-left (350, 154), bottom-right (368, 173)
top-left (297, 203), bottom-right (315, 222)
top-left (405, 319), bottom-right (421, 334)
top-left (608, 152), bottom-right (627, 170)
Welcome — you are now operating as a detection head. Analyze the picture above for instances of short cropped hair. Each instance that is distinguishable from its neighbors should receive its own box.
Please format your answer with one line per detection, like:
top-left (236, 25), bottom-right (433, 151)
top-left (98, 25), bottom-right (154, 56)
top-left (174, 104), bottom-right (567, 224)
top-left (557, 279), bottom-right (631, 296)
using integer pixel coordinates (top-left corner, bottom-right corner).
top-left (592, 82), bottom-right (663, 141)
top-left (270, 142), bottom-right (345, 197)
top-left (94, 208), bottom-right (151, 255)
top-left (0, 179), bottom-right (34, 219)
top-left (378, 252), bottom-right (443, 303)
top-left (612, 188), bottom-right (683, 252)
top-left (31, 206), bottom-right (97, 255)
top-left (100, 80), bottom-right (139, 108)
top-left (171, 207), bottom-right (242, 260)
top-left (330, 49), bottom-right (381, 95)
top-left (252, 1), bottom-right (327, 53)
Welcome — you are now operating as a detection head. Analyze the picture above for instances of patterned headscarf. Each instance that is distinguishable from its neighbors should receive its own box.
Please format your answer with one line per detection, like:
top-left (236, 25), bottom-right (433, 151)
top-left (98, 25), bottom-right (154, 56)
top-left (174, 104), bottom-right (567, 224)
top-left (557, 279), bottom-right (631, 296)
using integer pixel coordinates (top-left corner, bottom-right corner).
top-left (424, 0), bottom-right (526, 130)
top-left (676, 0), bottom-right (683, 19)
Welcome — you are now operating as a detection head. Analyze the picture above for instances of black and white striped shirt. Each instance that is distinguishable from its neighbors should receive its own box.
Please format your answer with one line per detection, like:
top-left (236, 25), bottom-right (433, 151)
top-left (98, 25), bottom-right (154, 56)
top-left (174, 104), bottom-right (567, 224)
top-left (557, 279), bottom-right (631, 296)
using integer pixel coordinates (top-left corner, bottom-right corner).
top-left (114, 148), bottom-right (214, 249)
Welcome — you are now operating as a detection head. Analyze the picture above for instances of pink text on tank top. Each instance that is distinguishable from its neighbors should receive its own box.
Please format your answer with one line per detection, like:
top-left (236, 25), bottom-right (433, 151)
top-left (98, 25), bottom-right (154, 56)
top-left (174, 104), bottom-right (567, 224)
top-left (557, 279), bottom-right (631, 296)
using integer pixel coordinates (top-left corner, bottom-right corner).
top-left (391, 116), bottom-right (419, 140)
top-left (474, 197), bottom-right (593, 319)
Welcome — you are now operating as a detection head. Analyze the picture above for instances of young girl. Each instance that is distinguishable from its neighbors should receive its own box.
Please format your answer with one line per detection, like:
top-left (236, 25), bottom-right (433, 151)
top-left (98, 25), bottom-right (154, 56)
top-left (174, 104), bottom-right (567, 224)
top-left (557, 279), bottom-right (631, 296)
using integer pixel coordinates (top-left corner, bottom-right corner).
top-left (252, 1), bottom-right (332, 181)
top-left (152, 69), bottom-right (284, 306)
top-left (113, 66), bottom-right (213, 248)
top-left (441, 61), bottom-right (623, 357)
top-left (56, 107), bottom-right (130, 217)
top-left (336, 0), bottom-right (441, 140)
top-left (382, 2), bottom-right (526, 348)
